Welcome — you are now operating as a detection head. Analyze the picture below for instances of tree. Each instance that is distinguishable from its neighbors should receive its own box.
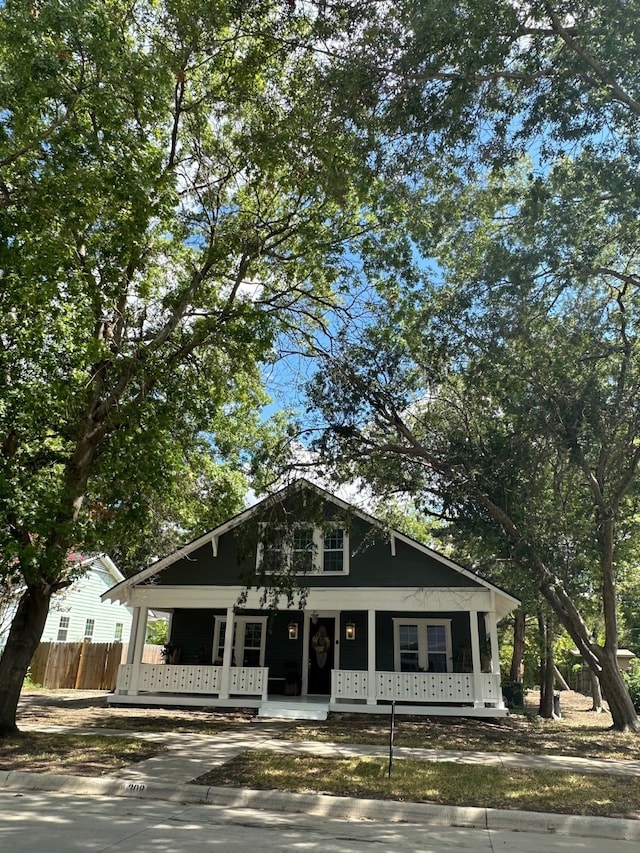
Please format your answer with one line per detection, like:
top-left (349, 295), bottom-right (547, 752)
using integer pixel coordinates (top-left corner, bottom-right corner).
top-left (325, 1), bottom-right (640, 162)
top-left (304, 182), bottom-right (640, 729)
top-left (278, 0), bottom-right (640, 731)
top-left (0, 0), bottom-right (370, 735)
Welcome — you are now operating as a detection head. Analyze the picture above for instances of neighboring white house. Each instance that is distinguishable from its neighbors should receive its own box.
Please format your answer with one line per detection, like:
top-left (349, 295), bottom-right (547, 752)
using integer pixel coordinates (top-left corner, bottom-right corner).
top-left (0, 554), bottom-right (134, 650)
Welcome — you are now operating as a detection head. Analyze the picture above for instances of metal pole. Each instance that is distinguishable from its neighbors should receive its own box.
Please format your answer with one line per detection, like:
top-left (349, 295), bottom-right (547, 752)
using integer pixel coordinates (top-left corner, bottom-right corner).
top-left (388, 700), bottom-right (396, 777)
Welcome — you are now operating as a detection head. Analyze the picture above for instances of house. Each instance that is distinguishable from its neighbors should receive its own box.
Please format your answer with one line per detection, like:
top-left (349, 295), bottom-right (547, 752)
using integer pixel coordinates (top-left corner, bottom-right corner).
top-left (0, 554), bottom-right (134, 651)
top-left (103, 479), bottom-right (520, 718)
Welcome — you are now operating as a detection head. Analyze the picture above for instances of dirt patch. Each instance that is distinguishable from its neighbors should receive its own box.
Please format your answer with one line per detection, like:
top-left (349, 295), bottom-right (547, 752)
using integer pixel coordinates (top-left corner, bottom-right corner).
top-left (17, 688), bottom-right (256, 733)
top-left (17, 686), bottom-right (639, 762)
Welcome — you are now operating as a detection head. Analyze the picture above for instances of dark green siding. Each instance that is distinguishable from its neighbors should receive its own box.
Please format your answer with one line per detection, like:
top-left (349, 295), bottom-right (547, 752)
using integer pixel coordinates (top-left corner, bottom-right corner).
top-left (170, 609), bottom-right (215, 663)
top-left (264, 612), bottom-right (304, 685)
top-left (151, 508), bottom-right (482, 591)
top-left (338, 612), bottom-right (368, 670)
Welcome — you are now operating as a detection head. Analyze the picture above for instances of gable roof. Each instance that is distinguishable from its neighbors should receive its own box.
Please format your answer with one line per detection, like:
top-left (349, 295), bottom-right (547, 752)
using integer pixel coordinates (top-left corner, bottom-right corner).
top-left (103, 478), bottom-right (520, 616)
top-left (71, 553), bottom-right (125, 585)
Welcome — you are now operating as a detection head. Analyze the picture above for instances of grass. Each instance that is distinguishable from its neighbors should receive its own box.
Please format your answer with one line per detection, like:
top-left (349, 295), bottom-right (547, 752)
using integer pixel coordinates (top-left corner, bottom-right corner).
top-left (0, 731), bottom-right (166, 776)
top-left (285, 713), bottom-right (640, 760)
top-left (193, 750), bottom-right (640, 819)
top-left (8, 688), bottom-right (640, 818)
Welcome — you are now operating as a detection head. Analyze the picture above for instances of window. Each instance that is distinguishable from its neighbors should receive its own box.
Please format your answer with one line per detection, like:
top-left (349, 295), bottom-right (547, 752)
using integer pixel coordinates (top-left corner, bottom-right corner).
top-left (426, 624), bottom-right (448, 672)
top-left (398, 624), bottom-right (419, 671)
top-left (258, 526), bottom-right (349, 575)
top-left (57, 616), bottom-right (70, 642)
top-left (322, 529), bottom-right (344, 572)
top-left (262, 534), bottom-right (286, 574)
top-left (212, 616), bottom-right (267, 667)
top-left (393, 619), bottom-right (452, 673)
top-left (114, 622), bottom-right (123, 641)
top-left (84, 618), bottom-right (95, 641)
top-left (292, 527), bottom-right (314, 573)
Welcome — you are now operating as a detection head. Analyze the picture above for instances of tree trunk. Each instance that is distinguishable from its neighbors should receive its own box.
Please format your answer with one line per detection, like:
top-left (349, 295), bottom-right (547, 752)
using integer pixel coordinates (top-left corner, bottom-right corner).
top-left (595, 650), bottom-right (640, 731)
top-left (539, 575), bottom-right (640, 731)
top-left (554, 665), bottom-right (570, 691)
top-left (537, 609), bottom-right (554, 718)
top-left (590, 669), bottom-right (604, 713)
top-left (0, 585), bottom-right (52, 736)
top-left (509, 609), bottom-right (526, 682)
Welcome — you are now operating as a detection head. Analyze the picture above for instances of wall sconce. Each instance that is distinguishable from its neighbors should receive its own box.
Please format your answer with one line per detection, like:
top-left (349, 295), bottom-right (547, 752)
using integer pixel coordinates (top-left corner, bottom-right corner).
top-left (287, 621), bottom-right (298, 640)
top-left (345, 621), bottom-right (356, 640)
top-left (311, 611), bottom-right (318, 625)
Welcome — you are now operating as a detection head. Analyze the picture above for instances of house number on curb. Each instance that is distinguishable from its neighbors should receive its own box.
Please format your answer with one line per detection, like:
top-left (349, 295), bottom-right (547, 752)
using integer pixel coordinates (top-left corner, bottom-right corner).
top-left (123, 782), bottom-right (147, 793)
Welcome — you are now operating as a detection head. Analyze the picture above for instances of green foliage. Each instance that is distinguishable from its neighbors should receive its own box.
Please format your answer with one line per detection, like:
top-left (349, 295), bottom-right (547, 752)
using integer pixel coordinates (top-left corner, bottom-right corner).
top-left (146, 618), bottom-right (169, 647)
top-left (0, 0), bottom-right (377, 730)
top-left (623, 661), bottom-right (640, 713)
top-left (300, 0), bottom-right (640, 729)
top-left (0, 0), bottom-right (370, 587)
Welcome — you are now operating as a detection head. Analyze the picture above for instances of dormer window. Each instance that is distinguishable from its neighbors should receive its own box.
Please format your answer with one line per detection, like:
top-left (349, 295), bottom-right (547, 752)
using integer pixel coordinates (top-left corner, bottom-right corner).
top-left (258, 525), bottom-right (349, 575)
top-left (322, 529), bottom-right (345, 572)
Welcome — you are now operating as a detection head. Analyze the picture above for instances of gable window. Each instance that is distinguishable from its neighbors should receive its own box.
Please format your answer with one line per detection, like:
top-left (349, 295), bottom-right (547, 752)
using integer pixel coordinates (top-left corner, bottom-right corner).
top-left (258, 525), bottom-right (349, 575)
top-left (322, 529), bottom-right (344, 572)
top-left (84, 618), bottom-right (95, 641)
top-left (57, 616), bottom-right (70, 642)
top-left (393, 619), bottom-right (452, 673)
top-left (292, 527), bottom-right (314, 573)
top-left (212, 616), bottom-right (267, 667)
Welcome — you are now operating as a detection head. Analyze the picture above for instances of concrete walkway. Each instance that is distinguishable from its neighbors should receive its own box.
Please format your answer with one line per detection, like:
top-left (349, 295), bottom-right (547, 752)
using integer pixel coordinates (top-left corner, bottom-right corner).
top-left (3, 719), bottom-right (639, 843)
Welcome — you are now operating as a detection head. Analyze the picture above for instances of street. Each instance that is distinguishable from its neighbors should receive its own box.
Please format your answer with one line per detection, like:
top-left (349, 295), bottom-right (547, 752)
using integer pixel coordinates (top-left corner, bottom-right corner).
top-left (0, 790), bottom-right (636, 853)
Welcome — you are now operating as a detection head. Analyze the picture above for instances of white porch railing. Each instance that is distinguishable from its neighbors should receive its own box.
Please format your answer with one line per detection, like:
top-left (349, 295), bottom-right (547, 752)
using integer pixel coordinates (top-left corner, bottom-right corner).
top-left (333, 669), bottom-right (502, 706)
top-left (114, 664), bottom-right (268, 698)
top-left (114, 664), bottom-right (501, 708)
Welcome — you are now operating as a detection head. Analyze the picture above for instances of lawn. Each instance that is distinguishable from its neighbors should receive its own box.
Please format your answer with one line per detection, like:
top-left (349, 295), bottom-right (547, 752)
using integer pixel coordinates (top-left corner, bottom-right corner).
top-left (5, 687), bottom-right (640, 818)
top-left (0, 730), bottom-right (166, 775)
top-left (192, 750), bottom-right (640, 819)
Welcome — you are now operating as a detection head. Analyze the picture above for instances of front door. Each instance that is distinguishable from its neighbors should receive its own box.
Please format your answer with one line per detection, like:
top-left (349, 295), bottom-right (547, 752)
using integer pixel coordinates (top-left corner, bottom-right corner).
top-left (308, 617), bottom-right (335, 695)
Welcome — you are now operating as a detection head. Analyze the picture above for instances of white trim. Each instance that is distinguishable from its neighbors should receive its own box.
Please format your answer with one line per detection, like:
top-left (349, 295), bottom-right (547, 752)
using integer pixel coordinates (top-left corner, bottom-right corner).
top-left (469, 611), bottom-right (484, 707)
top-left (367, 609), bottom-right (376, 705)
top-left (392, 617), bottom-right (452, 673)
top-left (256, 524), bottom-right (350, 576)
top-left (212, 614), bottom-right (268, 668)
top-left (122, 584), bottom-right (498, 614)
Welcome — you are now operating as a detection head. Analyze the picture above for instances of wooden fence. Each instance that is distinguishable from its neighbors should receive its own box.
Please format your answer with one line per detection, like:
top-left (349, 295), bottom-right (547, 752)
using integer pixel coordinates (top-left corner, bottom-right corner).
top-left (30, 642), bottom-right (164, 690)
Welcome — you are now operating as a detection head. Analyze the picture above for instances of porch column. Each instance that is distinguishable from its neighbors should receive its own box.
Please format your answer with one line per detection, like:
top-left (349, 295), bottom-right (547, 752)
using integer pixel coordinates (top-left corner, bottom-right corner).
top-left (128, 606), bottom-right (148, 696)
top-left (485, 611), bottom-right (505, 710)
top-left (219, 606), bottom-right (235, 699)
top-left (301, 614), bottom-right (311, 696)
top-left (367, 609), bottom-right (377, 705)
top-left (485, 612), bottom-right (500, 675)
top-left (125, 607), bottom-right (142, 664)
top-left (469, 610), bottom-right (484, 708)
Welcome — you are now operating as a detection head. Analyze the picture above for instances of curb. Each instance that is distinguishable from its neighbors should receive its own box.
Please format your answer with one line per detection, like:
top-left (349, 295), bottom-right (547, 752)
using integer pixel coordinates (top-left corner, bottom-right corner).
top-left (2, 769), bottom-right (639, 842)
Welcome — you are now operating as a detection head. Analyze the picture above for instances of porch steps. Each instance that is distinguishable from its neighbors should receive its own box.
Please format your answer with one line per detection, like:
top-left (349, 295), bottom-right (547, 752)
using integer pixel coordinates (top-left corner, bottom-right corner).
top-left (258, 699), bottom-right (329, 721)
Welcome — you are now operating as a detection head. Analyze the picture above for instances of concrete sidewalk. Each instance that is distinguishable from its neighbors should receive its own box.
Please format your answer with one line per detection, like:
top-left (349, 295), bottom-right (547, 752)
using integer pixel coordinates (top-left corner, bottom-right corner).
top-left (4, 720), bottom-right (639, 842)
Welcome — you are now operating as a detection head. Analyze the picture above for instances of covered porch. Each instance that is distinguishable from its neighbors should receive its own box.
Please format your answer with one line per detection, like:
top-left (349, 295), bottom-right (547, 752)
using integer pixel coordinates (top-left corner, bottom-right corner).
top-left (107, 585), bottom-right (509, 717)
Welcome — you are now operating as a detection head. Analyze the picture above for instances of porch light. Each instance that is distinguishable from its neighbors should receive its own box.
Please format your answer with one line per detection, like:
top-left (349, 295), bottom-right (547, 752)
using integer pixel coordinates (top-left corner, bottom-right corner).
top-left (345, 621), bottom-right (356, 640)
top-left (287, 621), bottom-right (298, 640)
